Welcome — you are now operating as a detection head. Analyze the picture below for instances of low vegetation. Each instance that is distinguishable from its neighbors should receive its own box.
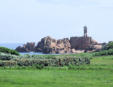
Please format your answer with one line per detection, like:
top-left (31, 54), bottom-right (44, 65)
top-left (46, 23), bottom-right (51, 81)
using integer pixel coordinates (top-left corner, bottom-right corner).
top-left (92, 41), bottom-right (113, 56)
top-left (0, 43), bottom-right (113, 87)
top-left (93, 49), bottom-right (113, 56)
top-left (0, 47), bottom-right (19, 55)
top-left (0, 55), bottom-right (90, 68)
top-left (0, 56), bottom-right (113, 87)
top-left (0, 50), bottom-right (91, 68)
top-left (103, 41), bottom-right (113, 50)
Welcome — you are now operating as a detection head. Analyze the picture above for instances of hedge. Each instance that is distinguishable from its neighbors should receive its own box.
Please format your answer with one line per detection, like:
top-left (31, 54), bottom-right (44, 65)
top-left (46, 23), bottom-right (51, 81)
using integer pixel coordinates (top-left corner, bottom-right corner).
top-left (0, 57), bottom-right (90, 68)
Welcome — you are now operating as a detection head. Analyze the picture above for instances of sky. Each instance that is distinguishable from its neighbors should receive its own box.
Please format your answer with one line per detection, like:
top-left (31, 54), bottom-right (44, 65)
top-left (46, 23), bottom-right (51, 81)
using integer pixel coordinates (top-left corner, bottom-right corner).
top-left (0, 0), bottom-right (113, 43)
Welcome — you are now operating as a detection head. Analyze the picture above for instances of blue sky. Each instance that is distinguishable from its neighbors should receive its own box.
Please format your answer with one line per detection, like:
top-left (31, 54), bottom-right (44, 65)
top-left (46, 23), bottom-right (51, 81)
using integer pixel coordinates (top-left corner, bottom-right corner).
top-left (0, 0), bottom-right (113, 43)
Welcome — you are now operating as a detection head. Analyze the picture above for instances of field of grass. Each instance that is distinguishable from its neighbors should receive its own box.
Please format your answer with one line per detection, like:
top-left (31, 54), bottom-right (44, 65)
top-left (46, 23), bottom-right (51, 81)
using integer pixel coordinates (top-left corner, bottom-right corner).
top-left (0, 55), bottom-right (113, 87)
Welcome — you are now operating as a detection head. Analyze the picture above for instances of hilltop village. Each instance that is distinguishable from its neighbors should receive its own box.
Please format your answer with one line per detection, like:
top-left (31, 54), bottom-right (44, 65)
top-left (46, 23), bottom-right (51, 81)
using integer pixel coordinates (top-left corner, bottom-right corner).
top-left (16, 26), bottom-right (103, 54)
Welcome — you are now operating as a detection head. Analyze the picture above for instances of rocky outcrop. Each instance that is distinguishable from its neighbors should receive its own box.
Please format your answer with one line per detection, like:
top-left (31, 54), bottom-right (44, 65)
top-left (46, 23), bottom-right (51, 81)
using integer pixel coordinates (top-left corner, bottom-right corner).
top-left (35, 36), bottom-right (71, 54)
top-left (16, 42), bottom-right (35, 52)
top-left (90, 44), bottom-right (103, 52)
top-left (15, 36), bottom-right (103, 54)
top-left (15, 26), bottom-right (103, 54)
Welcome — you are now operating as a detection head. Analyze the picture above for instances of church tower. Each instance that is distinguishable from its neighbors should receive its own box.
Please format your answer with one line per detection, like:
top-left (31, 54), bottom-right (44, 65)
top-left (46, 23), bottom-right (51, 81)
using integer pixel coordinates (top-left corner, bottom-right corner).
top-left (84, 26), bottom-right (88, 38)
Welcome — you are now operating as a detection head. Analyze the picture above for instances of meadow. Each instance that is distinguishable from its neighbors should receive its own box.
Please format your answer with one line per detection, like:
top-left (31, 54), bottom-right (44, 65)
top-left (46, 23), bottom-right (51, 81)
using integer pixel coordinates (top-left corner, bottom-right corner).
top-left (0, 55), bottom-right (113, 87)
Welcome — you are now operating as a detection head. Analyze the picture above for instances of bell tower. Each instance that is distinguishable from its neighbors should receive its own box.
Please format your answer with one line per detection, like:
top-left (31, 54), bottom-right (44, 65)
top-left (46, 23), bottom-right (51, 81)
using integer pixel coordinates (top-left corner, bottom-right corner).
top-left (84, 26), bottom-right (87, 38)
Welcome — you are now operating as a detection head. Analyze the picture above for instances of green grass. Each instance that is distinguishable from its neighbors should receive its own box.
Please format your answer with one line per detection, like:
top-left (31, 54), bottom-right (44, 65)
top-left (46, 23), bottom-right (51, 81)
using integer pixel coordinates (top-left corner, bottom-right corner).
top-left (0, 70), bottom-right (113, 87)
top-left (0, 55), bottom-right (113, 87)
top-left (91, 56), bottom-right (113, 65)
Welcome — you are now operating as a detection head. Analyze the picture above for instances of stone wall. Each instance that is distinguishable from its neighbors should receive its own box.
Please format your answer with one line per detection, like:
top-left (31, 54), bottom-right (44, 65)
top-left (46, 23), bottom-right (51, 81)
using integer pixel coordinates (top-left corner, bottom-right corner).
top-left (70, 36), bottom-right (98, 50)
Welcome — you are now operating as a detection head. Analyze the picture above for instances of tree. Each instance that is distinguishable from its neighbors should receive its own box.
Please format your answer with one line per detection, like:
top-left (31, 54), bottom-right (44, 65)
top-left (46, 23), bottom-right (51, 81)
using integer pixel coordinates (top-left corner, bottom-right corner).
top-left (104, 41), bottom-right (113, 50)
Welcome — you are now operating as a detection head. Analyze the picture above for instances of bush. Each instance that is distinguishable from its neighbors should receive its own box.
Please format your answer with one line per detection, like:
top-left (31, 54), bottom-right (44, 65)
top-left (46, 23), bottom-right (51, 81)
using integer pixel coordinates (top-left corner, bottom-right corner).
top-left (103, 41), bottom-right (113, 50)
top-left (0, 61), bottom-right (17, 66)
top-left (35, 64), bottom-right (44, 69)
top-left (0, 53), bottom-right (19, 60)
top-left (0, 54), bottom-right (13, 60)
top-left (93, 49), bottom-right (113, 56)
top-left (0, 57), bottom-right (90, 67)
top-left (0, 47), bottom-right (19, 55)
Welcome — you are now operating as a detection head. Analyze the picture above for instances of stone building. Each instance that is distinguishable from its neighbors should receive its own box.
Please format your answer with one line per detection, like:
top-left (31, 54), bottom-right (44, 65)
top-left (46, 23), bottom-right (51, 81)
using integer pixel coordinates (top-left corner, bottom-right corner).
top-left (70, 26), bottom-right (98, 50)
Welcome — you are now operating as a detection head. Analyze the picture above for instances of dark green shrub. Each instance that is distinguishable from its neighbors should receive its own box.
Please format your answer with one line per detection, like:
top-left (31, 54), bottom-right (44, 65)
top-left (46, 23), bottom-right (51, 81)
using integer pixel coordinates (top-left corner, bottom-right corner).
top-left (103, 41), bottom-right (113, 50)
top-left (35, 64), bottom-right (44, 69)
top-left (94, 49), bottom-right (113, 56)
top-left (108, 49), bottom-right (113, 55)
top-left (0, 55), bottom-right (13, 60)
top-left (0, 47), bottom-right (19, 55)
top-left (0, 53), bottom-right (19, 60)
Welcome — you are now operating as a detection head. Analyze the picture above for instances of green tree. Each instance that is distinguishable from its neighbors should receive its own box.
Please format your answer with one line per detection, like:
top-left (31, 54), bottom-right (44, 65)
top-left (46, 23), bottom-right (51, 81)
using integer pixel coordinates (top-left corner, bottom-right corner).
top-left (104, 41), bottom-right (113, 50)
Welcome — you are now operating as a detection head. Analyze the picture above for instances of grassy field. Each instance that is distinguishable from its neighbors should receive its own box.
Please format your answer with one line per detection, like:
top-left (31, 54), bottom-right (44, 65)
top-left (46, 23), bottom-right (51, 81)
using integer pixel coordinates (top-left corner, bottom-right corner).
top-left (0, 56), bottom-right (113, 87)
